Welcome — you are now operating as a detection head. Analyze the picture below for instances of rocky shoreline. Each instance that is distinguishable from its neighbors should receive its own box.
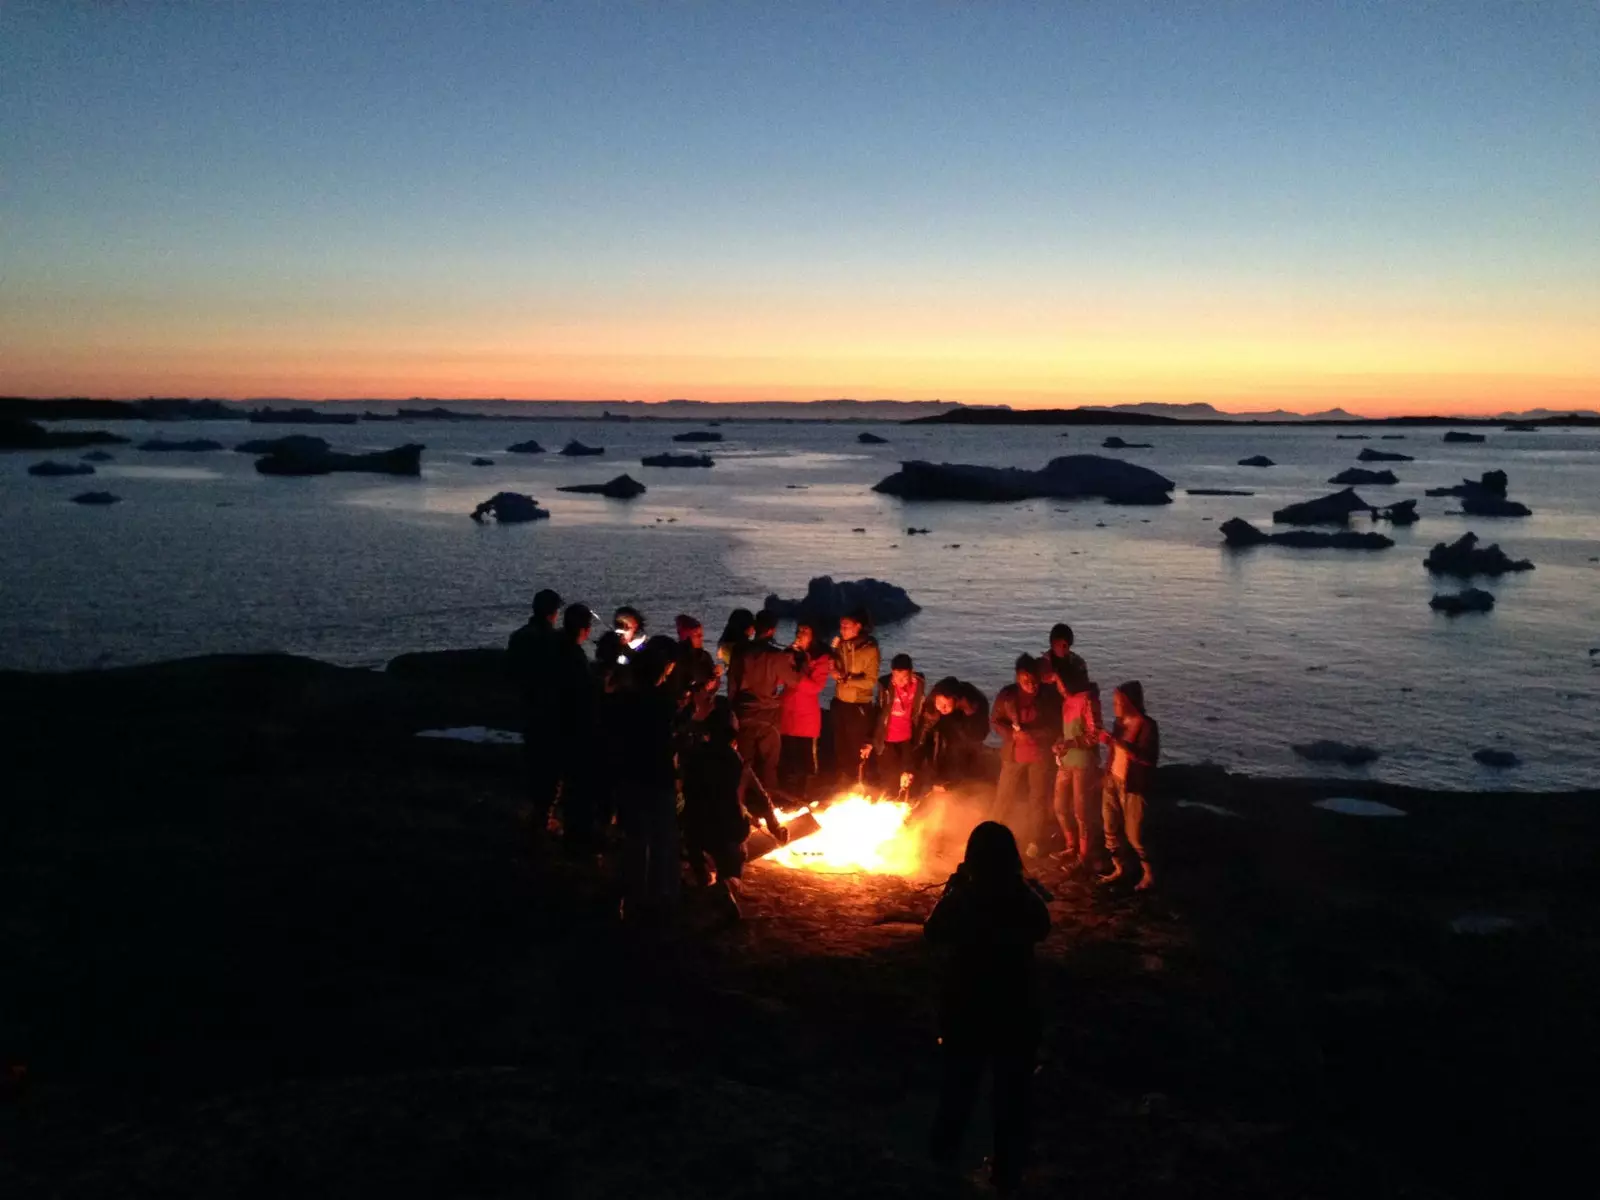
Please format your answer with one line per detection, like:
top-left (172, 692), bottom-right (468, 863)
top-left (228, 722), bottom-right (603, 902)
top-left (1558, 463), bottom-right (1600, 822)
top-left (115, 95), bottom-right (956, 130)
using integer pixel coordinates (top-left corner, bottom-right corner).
top-left (2, 651), bottom-right (1595, 1197)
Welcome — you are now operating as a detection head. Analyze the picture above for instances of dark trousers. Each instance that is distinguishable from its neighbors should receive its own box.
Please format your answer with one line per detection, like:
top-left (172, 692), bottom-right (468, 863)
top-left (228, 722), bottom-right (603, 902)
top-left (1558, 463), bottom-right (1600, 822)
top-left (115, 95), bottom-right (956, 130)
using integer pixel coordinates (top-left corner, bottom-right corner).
top-left (830, 700), bottom-right (875, 785)
top-left (875, 738), bottom-right (916, 790)
top-left (930, 1038), bottom-right (1035, 1191)
top-left (522, 731), bottom-right (561, 829)
top-left (996, 758), bottom-right (1053, 850)
top-left (736, 717), bottom-right (782, 830)
top-left (779, 733), bottom-right (819, 795)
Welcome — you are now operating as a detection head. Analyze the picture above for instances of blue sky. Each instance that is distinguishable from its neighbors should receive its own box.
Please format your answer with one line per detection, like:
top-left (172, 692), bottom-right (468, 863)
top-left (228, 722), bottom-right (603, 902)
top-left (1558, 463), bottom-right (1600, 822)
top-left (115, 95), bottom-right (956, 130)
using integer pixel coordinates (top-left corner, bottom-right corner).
top-left (3, 0), bottom-right (1597, 410)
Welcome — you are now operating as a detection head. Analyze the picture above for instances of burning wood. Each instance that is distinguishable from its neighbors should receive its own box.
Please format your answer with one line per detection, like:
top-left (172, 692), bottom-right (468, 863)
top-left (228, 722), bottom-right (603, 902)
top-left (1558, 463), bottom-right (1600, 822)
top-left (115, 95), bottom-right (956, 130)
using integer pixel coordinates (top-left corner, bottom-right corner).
top-left (760, 791), bottom-right (920, 875)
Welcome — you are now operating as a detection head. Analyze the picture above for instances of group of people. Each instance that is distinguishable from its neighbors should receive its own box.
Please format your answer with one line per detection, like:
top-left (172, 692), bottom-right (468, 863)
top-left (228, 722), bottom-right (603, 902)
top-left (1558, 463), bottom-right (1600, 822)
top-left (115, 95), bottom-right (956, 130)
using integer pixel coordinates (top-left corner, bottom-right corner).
top-left (506, 589), bottom-right (1160, 917)
top-left (507, 587), bottom-right (1161, 1194)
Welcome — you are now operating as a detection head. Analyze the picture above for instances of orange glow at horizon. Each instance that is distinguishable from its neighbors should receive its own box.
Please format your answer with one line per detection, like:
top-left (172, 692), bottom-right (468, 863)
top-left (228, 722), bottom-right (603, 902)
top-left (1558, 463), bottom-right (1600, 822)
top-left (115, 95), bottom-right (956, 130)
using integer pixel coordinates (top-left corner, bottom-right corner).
top-left (3, 294), bottom-right (1596, 417)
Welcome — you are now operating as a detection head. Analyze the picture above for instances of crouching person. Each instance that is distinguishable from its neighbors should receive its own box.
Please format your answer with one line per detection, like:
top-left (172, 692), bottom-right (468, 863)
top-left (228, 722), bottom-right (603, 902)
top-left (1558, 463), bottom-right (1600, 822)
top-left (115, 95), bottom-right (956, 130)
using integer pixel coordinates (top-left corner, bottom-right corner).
top-left (1099, 680), bottom-right (1160, 891)
top-left (681, 712), bottom-right (752, 920)
top-left (924, 822), bottom-right (1051, 1195)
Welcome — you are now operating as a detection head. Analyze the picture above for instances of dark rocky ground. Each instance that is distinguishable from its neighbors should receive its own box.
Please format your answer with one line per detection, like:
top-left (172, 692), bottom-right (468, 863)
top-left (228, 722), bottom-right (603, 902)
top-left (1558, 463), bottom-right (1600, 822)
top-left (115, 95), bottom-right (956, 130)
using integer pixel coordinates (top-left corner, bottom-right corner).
top-left (1, 652), bottom-right (1595, 1198)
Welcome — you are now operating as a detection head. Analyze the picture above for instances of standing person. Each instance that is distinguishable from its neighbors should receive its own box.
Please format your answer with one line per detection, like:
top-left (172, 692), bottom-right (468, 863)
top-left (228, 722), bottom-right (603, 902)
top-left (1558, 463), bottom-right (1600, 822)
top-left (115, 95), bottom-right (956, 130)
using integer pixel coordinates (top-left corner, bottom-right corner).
top-left (991, 655), bottom-right (1054, 856)
top-left (778, 621), bottom-right (834, 798)
top-left (871, 653), bottom-right (926, 792)
top-left (605, 639), bottom-right (681, 919)
top-left (731, 610), bottom-right (804, 840)
top-left (506, 587), bottom-right (563, 841)
top-left (680, 711), bottom-right (751, 921)
top-left (554, 603), bottom-right (600, 854)
top-left (829, 608), bottom-right (880, 787)
top-left (1051, 678), bottom-right (1103, 871)
top-left (918, 677), bottom-right (991, 789)
top-left (673, 614), bottom-right (720, 722)
top-left (717, 608), bottom-right (756, 695)
top-left (924, 821), bottom-right (1051, 1196)
top-left (613, 606), bottom-right (647, 652)
top-left (1038, 623), bottom-right (1089, 695)
top-left (1100, 681), bottom-right (1160, 891)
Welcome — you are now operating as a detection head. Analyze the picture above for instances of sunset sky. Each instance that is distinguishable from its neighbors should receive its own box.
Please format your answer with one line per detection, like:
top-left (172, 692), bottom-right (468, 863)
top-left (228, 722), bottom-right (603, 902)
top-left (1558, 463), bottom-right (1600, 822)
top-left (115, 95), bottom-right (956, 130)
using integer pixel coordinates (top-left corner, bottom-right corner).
top-left (2, 1), bottom-right (1596, 415)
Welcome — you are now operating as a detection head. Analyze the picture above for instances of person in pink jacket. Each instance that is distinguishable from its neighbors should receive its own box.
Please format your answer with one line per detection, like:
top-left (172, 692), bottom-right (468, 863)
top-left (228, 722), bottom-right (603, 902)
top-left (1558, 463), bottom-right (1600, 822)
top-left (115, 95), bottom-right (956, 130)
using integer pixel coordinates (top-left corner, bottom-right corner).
top-left (779, 621), bottom-right (834, 800)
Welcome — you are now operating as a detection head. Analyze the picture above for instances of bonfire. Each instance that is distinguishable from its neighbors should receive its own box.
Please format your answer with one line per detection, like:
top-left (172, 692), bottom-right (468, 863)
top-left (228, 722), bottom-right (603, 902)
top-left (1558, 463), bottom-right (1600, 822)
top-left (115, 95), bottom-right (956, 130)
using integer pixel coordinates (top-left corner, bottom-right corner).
top-left (766, 789), bottom-right (920, 875)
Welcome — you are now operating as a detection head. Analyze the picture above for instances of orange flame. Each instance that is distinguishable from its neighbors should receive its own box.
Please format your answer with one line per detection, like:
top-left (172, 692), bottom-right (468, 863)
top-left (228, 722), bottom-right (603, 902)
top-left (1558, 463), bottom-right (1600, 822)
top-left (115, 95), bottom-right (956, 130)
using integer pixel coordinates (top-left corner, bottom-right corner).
top-left (767, 791), bottom-right (919, 875)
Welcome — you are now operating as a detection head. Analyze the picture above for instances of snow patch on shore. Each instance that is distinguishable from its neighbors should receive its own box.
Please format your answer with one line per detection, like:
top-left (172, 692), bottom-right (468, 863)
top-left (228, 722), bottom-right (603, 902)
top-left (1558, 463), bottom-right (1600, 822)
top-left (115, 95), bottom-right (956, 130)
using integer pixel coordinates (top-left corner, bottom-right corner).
top-left (1313, 797), bottom-right (1407, 818)
top-left (416, 726), bottom-right (523, 746)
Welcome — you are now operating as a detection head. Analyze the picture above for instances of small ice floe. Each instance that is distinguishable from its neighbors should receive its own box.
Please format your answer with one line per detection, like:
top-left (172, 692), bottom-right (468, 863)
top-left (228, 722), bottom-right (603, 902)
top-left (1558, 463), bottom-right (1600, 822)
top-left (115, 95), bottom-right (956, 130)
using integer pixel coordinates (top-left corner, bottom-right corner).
top-left (1450, 915), bottom-right (1520, 936)
top-left (415, 727), bottom-right (523, 746)
top-left (1176, 800), bottom-right (1242, 819)
top-left (1312, 797), bottom-right (1407, 818)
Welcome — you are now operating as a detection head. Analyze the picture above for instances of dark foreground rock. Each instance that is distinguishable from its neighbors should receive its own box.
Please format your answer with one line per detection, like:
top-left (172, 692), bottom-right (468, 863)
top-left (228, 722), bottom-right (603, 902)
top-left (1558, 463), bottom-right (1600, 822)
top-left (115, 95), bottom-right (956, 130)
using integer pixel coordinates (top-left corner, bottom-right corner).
top-left (256, 443), bottom-right (424, 477)
top-left (1221, 518), bottom-right (1392, 550)
top-left (70, 491), bottom-right (121, 505)
top-left (1102, 436), bottom-right (1152, 449)
top-left (1357, 447), bottom-right (1413, 462)
top-left (1329, 467), bottom-right (1398, 485)
top-left (470, 457), bottom-right (494, 466)
top-left (873, 455), bottom-right (1175, 505)
top-left (507, 439), bottom-right (546, 454)
top-left (138, 437), bottom-right (225, 452)
top-left (1272, 487), bottom-right (1372, 525)
top-left (557, 473), bottom-right (647, 499)
top-left (27, 459), bottom-right (95, 477)
top-left (673, 430), bottom-right (724, 443)
top-left (1431, 587), bottom-right (1495, 615)
top-left (857, 431), bottom-right (889, 444)
top-left (234, 434), bottom-right (330, 455)
top-left (1462, 492), bottom-right (1532, 517)
top-left (470, 492), bottom-right (549, 523)
top-left (1292, 739), bottom-right (1380, 766)
top-left (763, 576), bottom-right (921, 625)
top-left (1186, 488), bottom-right (1254, 496)
top-left (0, 417), bottom-right (127, 451)
top-left (559, 440), bottom-right (605, 456)
top-left (1444, 431), bottom-right (1487, 443)
top-left (1237, 454), bottom-right (1275, 467)
top-left (1424, 532), bottom-right (1534, 577)
top-left (640, 452), bottom-right (713, 468)
top-left (1, 655), bottom-right (1596, 1198)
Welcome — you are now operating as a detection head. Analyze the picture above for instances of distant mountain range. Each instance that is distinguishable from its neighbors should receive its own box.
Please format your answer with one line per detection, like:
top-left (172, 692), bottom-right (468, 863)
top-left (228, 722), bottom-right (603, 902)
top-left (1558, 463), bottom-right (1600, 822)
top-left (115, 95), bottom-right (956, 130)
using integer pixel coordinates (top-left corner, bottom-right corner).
top-left (4, 395), bottom-right (1597, 425)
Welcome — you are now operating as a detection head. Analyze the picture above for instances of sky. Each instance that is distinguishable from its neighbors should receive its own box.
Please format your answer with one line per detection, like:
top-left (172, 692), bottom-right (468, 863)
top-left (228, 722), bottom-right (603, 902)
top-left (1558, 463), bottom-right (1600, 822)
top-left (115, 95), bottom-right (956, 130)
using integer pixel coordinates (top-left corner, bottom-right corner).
top-left (2, 1), bottom-right (1597, 415)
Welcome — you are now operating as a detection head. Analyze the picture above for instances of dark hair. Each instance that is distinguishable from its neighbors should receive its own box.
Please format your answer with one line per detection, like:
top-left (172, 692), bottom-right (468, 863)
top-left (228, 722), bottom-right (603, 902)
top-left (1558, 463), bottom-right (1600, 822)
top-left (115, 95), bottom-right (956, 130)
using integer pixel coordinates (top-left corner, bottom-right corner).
top-left (929, 676), bottom-right (963, 701)
top-left (614, 605), bottom-right (644, 631)
top-left (844, 606), bottom-right (874, 634)
top-left (533, 588), bottom-right (563, 620)
top-left (594, 629), bottom-right (626, 664)
top-left (1116, 680), bottom-right (1147, 715)
top-left (562, 604), bottom-right (594, 635)
top-left (634, 635), bottom-right (677, 683)
top-left (890, 653), bottom-right (914, 672)
top-left (961, 821), bottom-right (1023, 883)
top-left (1049, 622), bottom-right (1074, 646)
top-left (754, 609), bottom-right (778, 637)
top-left (701, 711), bottom-right (737, 746)
top-left (1014, 653), bottom-right (1039, 678)
top-left (675, 613), bottom-right (702, 636)
top-left (719, 608), bottom-right (755, 646)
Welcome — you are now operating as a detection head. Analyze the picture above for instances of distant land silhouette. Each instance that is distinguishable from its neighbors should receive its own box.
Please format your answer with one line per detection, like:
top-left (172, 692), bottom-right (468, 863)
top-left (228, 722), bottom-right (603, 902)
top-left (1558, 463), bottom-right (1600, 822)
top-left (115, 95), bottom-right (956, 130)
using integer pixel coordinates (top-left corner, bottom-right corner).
top-left (2, 395), bottom-right (1597, 427)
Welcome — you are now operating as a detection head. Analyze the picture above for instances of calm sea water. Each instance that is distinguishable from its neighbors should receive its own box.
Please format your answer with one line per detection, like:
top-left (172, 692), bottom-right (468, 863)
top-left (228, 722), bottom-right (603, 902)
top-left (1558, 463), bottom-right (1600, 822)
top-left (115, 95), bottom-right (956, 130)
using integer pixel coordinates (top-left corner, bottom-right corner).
top-left (4, 418), bottom-right (1598, 791)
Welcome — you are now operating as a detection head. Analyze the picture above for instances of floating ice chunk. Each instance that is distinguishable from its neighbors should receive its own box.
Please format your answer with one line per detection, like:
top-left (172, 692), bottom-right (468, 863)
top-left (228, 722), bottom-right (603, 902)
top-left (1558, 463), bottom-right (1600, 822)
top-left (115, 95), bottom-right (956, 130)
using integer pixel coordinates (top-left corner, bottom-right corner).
top-left (1450, 914), bottom-right (1520, 935)
top-left (416, 726), bottom-right (524, 746)
top-left (1176, 800), bottom-right (1242, 818)
top-left (1312, 797), bottom-right (1406, 818)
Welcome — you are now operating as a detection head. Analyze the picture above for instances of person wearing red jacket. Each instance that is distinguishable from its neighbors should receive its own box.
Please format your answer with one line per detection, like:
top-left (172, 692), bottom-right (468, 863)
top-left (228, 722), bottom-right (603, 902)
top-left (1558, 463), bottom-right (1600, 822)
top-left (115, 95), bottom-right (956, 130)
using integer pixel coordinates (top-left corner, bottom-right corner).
top-left (778, 622), bottom-right (834, 799)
